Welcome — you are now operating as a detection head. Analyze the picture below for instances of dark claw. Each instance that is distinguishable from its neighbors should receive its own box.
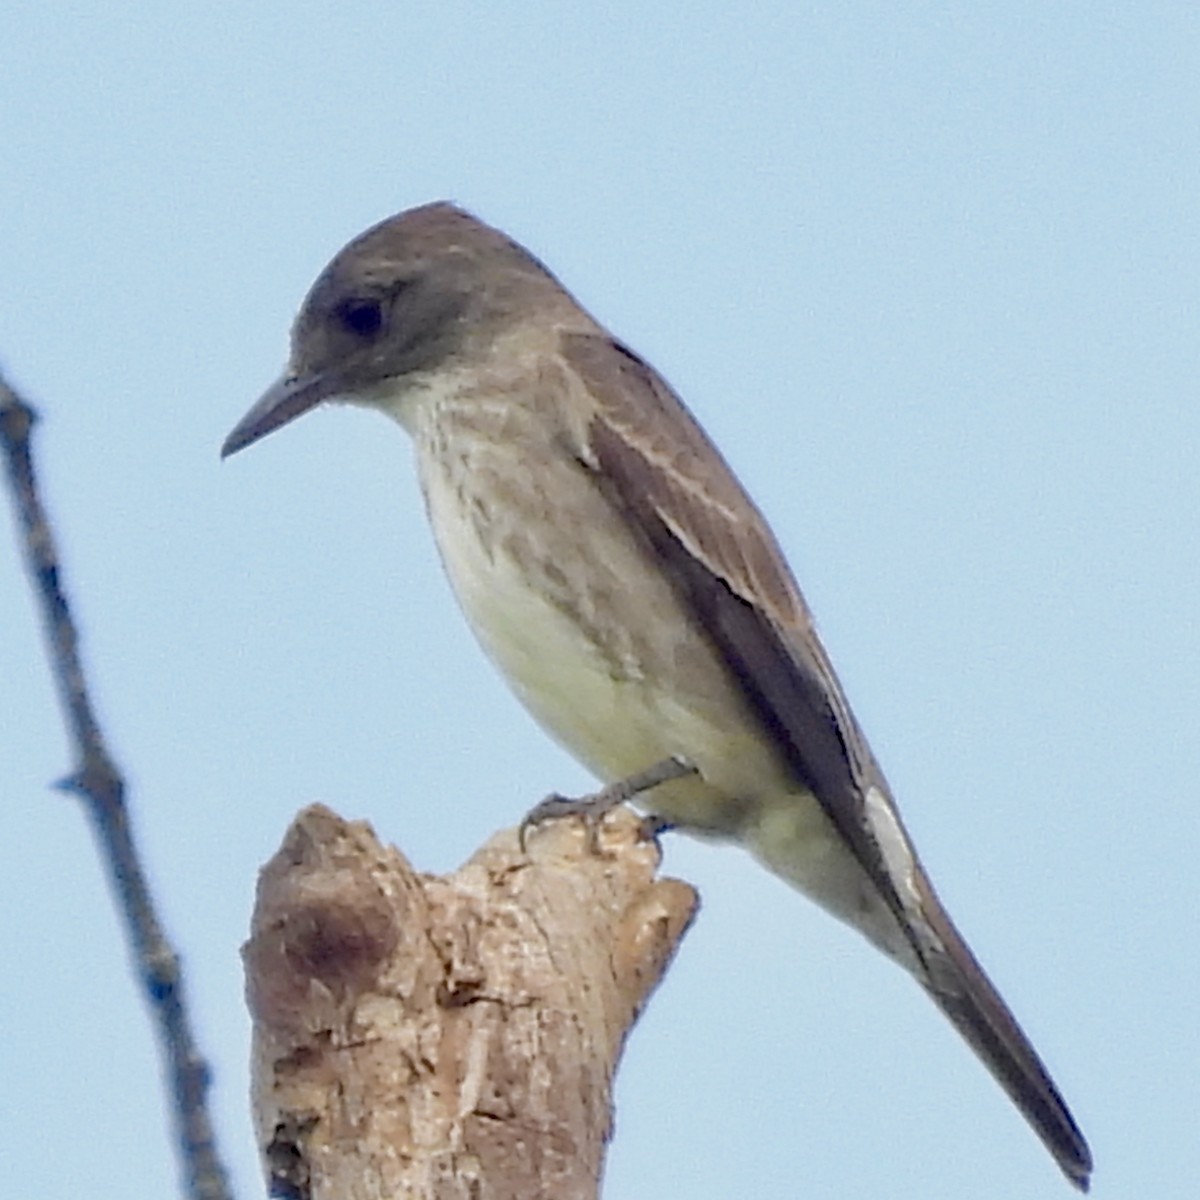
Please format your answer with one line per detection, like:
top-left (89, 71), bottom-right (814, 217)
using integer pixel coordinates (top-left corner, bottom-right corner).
top-left (518, 756), bottom-right (697, 853)
top-left (637, 813), bottom-right (676, 841)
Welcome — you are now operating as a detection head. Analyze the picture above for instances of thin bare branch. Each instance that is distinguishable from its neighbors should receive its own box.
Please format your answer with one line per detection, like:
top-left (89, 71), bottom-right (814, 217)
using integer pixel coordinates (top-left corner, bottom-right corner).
top-left (1, 370), bottom-right (235, 1200)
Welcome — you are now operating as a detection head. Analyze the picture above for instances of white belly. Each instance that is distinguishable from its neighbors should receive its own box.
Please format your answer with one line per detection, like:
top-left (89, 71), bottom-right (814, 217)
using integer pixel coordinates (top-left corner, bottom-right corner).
top-left (407, 413), bottom-right (913, 964)
top-left (425, 455), bottom-right (743, 801)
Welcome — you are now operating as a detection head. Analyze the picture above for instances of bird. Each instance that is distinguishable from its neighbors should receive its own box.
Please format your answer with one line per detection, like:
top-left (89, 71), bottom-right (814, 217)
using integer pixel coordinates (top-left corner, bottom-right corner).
top-left (222, 201), bottom-right (1092, 1189)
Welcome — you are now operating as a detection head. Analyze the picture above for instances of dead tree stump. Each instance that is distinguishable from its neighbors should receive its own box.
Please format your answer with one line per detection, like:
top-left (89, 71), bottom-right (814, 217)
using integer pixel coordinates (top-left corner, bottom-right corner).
top-left (244, 804), bottom-right (698, 1200)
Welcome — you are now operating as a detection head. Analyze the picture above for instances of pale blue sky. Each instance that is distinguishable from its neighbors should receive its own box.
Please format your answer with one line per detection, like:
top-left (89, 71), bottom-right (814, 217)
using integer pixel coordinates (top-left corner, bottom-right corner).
top-left (2, 4), bottom-right (1196, 1198)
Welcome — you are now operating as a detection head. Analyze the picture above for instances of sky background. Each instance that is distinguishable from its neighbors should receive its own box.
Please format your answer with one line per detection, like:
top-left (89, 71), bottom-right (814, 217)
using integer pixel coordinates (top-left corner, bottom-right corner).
top-left (2, 4), bottom-right (1196, 1198)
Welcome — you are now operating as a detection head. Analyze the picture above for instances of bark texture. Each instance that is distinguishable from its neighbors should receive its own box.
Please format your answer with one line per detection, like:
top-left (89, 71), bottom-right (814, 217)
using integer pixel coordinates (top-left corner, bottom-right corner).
top-left (245, 804), bottom-right (698, 1200)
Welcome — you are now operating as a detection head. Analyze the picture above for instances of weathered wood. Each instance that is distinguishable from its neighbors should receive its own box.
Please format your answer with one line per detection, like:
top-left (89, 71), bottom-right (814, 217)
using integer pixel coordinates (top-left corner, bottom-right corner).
top-left (245, 804), bottom-right (697, 1200)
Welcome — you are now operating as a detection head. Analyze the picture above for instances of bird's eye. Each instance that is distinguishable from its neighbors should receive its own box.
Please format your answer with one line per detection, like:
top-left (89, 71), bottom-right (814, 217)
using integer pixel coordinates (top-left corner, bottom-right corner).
top-left (335, 297), bottom-right (384, 338)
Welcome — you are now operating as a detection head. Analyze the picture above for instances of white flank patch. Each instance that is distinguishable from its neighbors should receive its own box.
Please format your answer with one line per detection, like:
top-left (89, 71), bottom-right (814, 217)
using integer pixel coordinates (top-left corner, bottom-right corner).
top-left (864, 785), bottom-right (921, 908)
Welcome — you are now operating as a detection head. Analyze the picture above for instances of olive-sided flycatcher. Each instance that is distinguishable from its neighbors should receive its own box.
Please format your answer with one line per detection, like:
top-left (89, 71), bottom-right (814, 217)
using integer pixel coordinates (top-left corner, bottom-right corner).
top-left (223, 203), bottom-right (1091, 1189)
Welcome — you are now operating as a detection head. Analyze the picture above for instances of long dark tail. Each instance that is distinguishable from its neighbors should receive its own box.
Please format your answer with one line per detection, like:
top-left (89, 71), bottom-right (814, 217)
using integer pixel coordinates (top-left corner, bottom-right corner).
top-left (914, 877), bottom-right (1093, 1190)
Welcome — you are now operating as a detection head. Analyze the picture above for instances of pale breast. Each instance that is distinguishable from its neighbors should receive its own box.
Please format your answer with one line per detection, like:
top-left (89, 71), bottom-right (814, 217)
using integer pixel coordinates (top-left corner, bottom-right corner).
top-left (395, 378), bottom-right (912, 963)
top-left (406, 384), bottom-right (775, 823)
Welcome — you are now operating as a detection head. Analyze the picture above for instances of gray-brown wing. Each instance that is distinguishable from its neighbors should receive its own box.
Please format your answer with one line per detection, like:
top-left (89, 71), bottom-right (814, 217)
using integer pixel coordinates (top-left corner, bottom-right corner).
top-left (563, 330), bottom-right (907, 924)
top-left (562, 330), bottom-right (1092, 1190)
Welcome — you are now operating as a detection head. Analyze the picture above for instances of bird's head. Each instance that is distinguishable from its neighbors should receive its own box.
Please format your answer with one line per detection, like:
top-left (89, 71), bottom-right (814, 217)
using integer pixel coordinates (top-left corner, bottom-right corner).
top-left (222, 202), bottom-right (563, 457)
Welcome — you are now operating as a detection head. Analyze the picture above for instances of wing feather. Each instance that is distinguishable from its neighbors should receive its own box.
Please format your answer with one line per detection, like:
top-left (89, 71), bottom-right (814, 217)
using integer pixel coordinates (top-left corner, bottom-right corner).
top-left (564, 332), bottom-right (898, 905)
top-left (562, 330), bottom-right (1092, 1189)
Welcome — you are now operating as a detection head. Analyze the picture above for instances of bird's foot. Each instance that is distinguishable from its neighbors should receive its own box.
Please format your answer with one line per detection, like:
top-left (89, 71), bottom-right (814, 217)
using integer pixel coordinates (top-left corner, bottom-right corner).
top-left (519, 756), bottom-right (695, 852)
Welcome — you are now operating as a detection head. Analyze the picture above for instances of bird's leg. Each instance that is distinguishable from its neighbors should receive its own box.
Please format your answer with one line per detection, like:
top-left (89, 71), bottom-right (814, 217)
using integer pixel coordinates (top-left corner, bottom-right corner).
top-left (519, 756), bottom-right (696, 852)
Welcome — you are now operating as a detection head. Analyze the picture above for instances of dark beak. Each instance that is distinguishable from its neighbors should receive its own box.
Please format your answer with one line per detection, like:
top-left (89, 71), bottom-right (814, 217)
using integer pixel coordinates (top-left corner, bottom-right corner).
top-left (221, 370), bottom-right (339, 459)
